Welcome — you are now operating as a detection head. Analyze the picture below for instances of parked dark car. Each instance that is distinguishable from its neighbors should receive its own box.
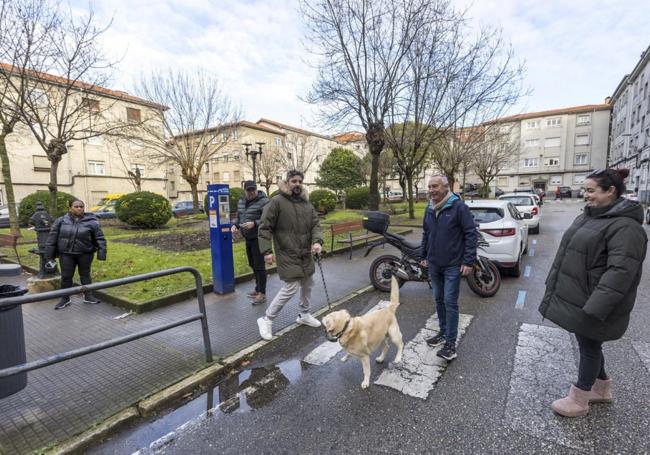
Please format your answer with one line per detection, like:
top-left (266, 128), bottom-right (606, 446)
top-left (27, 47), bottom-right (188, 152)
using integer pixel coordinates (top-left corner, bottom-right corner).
top-left (0, 204), bottom-right (20, 228)
top-left (559, 186), bottom-right (573, 198)
top-left (92, 205), bottom-right (117, 219)
top-left (172, 201), bottom-right (204, 217)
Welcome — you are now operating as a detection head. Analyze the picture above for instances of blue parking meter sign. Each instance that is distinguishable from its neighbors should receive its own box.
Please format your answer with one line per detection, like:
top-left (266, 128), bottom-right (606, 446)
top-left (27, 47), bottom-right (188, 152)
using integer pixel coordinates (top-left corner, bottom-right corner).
top-left (207, 184), bottom-right (235, 294)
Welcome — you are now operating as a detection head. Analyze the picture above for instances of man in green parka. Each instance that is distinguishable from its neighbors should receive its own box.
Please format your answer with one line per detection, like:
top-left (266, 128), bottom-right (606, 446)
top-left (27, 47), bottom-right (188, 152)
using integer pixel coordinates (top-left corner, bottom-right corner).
top-left (256, 170), bottom-right (324, 340)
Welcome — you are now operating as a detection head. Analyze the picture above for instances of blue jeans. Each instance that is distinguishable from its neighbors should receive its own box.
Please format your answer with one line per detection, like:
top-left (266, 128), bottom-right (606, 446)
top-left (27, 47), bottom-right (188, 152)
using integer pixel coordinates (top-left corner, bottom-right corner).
top-left (429, 263), bottom-right (461, 346)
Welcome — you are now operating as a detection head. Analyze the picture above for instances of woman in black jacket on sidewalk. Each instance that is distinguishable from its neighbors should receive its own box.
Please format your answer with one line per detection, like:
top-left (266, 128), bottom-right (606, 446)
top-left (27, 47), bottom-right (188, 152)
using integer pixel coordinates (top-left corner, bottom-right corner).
top-left (539, 168), bottom-right (647, 417)
top-left (45, 199), bottom-right (107, 310)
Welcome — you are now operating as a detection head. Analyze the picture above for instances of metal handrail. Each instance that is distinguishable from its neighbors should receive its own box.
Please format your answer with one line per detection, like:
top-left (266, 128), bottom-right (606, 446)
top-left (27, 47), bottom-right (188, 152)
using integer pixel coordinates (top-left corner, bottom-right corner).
top-left (0, 266), bottom-right (213, 379)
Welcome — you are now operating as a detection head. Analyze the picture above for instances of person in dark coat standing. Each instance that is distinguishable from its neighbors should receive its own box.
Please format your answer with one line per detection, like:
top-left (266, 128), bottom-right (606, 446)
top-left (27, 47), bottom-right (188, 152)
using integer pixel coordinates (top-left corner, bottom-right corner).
top-left (256, 170), bottom-right (324, 341)
top-left (539, 168), bottom-right (647, 417)
top-left (419, 175), bottom-right (477, 361)
top-left (232, 180), bottom-right (269, 305)
top-left (45, 199), bottom-right (107, 310)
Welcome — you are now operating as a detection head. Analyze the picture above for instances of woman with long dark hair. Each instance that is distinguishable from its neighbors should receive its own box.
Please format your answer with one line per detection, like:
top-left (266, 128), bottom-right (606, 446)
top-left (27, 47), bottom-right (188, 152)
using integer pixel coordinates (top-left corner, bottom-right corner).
top-left (45, 199), bottom-right (107, 310)
top-left (539, 168), bottom-right (647, 417)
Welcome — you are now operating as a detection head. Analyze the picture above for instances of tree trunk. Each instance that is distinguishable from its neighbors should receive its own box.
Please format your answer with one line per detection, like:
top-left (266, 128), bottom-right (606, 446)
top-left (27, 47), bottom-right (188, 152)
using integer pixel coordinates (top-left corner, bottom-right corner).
top-left (189, 181), bottom-right (200, 214)
top-left (0, 132), bottom-right (22, 237)
top-left (366, 124), bottom-right (385, 211)
top-left (48, 159), bottom-right (60, 215)
top-left (406, 173), bottom-right (415, 219)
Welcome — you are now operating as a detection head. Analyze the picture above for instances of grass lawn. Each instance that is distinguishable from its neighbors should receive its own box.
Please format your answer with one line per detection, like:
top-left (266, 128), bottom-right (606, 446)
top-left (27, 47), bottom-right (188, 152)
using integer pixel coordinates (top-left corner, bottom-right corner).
top-left (1, 207), bottom-right (423, 307)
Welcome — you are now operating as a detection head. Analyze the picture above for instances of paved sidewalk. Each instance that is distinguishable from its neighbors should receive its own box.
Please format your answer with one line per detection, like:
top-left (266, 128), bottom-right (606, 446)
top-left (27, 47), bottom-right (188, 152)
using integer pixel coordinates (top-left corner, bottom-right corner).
top-left (0, 243), bottom-right (399, 454)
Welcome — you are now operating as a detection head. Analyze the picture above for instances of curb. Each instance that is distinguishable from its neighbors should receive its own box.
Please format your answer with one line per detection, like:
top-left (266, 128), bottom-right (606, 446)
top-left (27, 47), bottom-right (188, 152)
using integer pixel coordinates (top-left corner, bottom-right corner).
top-left (45, 283), bottom-right (376, 454)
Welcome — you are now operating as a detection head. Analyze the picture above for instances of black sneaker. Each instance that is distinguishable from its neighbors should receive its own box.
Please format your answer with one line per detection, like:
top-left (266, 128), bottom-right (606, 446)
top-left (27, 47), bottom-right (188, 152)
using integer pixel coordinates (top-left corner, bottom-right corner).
top-left (437, 343), bottom-right (457, 361)
top-left (426, 333), bottom-right (446, 347)
top-left (83, 293), bottom-right (101, 304)
top-left (54, 297), bottom-right (71, 310)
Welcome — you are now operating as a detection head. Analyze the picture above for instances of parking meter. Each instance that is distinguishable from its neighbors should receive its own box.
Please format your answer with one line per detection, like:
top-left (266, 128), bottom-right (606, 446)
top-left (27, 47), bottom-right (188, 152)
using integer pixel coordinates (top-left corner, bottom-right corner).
top-left (207, 184), bottom-right (235, 294)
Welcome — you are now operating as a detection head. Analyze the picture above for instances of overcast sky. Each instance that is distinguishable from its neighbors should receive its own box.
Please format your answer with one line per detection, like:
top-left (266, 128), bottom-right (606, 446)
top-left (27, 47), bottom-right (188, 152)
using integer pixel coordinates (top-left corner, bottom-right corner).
top-left (73, 0), bottom-right (650, 133)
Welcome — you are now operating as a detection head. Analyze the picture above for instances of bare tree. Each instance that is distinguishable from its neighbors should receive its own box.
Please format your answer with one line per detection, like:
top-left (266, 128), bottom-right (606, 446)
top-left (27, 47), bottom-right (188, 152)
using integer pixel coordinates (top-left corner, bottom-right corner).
top-left (386, 6), bottom-right (525, 218)
top-left (251, 145), bottom-right (284, 195)
top-left (301, 0), bottom-right (430, 210)
top-left (132, 68), bottom-right (241, 213)
top-left (472, 123), bottom-right (518, 197)
top-left (108, 137), bottom-right (144, 191)
top-left (280, 133), bottom-right (321, 175)
top-left (0, 0), bottom-right (59, 234)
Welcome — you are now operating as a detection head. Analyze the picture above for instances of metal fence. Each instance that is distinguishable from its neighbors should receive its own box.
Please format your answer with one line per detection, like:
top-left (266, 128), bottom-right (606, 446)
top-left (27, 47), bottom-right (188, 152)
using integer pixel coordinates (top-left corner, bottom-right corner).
top-left (0, 266), bottom-right (213, 379)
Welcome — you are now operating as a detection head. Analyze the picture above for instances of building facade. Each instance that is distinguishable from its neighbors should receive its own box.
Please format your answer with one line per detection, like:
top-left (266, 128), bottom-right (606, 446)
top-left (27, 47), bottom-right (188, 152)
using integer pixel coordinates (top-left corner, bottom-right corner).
top-left (0, 65), bottom-right (168, 207)
top-left (489, 104), bottom-right (611, 195)
top-left (609, 45), bottom-right (650, 203)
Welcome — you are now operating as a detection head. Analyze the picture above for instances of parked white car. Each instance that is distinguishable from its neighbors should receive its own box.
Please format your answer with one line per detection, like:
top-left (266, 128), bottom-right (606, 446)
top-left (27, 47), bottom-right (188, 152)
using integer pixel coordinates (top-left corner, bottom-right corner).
top-left (466, 199), bottom-right (530, 277)
top-left (622, 189), bottom-right (638, 202)
top-left (498, 193), bottom-right (541, 234)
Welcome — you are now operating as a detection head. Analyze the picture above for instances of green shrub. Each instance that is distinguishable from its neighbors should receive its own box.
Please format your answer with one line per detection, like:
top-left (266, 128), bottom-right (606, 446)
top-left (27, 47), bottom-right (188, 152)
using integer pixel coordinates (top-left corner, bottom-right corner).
top-left (229, 187), bottom-right (245, 213)
top-left (309, 189), bottom-right (337, 213)
top-left (19, 190), bottom-right (76, 226)
top-left (115, 191), bottom-right (171, 228)
top-left (345, 187), bottom-right (370, 209)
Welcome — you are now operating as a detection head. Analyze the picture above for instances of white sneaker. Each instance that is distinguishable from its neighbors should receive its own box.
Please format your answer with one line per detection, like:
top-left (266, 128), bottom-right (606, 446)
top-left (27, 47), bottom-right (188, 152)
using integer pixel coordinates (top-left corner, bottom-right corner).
top-left (257, 317), bottom-right (273, 340)
top-left (296, 313), bottom-right (321, 328)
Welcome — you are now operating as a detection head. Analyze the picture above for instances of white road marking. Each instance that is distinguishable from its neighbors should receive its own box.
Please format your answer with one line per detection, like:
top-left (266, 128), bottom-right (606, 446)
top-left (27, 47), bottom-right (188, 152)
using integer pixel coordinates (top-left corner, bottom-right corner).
top-left (515, 290), bottom-right (526, 309)
top-left (523, 266), bottom-right (531, 277)
top-left (374, 314), bottom-right (473, 399)
top-left (632, 341), bottom-right (650, 375)
top-left (505, 323), bottom-right (590, 451)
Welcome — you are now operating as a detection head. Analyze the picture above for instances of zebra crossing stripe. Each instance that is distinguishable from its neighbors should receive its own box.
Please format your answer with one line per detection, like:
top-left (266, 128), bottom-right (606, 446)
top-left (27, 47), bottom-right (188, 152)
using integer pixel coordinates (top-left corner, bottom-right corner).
top-left (505, 323), bottom-right (590, 451)
top-left (374, 314), bottom-right (473, 399)
top-left (523, 266), bottom-right (531, 277)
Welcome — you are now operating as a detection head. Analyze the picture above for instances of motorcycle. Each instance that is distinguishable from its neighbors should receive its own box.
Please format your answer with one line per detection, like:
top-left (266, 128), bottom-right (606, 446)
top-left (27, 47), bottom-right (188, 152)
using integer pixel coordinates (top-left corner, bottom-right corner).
top-left (362, 211), bottom-right (501, 298)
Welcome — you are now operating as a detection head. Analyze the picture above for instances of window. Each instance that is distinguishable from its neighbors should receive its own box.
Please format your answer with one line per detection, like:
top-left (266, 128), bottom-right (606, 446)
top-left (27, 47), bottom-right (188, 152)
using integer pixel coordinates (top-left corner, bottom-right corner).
top-left (170, 181), bottom-right (175, 191)
top-left (275, 136), bottom-right (282, 146)
top-left (524, 139), bottom-right (539, 148)
top-left (575, 154), bottom-right (588, 165)
top-left (287, 152), bottom-right (293, 159)
top-left (30, 89), bottom-right (48, 107)
top-left (223, 171), bottom-right (230, 181)
top-left (576, 114), bottom-right (591, 126)
top-left (88, 160), bottom-right (105, 175)
top-left (82, 97), bottom-right (100, 114)
top-left (497, 176), bottom-right (508, 186)
top-left (213, 172), bottom-right (220, 181)
top-left (573, 174), bottom-right (586, 185)
top-left (546, 118), bottom-right (561, 127)
top-left (544, 157), bottom-right (560, 167)
top-left (550, 175), bottom-right (562, 185)
top-left (205, 162), bottom-right (210, 174)
top-left (126, 108), bottom-right (141, 123)
top-left (575, 133), bottom-right (590, 146)
top-left (233, 154), bottom-right (240, 160)
top-left (234, 170), bottom-right (240, 181)
top-left (523, 158), bottom-right (538, 168)
top-left (210, 135), bottom-right (219, 144)
top-left (223, 155), bottom-right (229, 162)
top-left (231, 129), bottom-right (238, 141)
top-left (131, 164), bottom-right (145, 177)
top-left (32, 155), bottom-right (50, 171)
top-left (525, 120), bottom-right (539, 129)
top-left (87, 134), bottom-right (103, 146)
top-left (545, 137), bottom-right (561, 148)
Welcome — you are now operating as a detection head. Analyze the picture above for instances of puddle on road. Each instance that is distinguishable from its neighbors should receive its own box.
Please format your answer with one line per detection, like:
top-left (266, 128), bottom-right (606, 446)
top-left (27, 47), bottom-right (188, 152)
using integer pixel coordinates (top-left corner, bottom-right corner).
top-left (91, 359), bottom-right (304, 454)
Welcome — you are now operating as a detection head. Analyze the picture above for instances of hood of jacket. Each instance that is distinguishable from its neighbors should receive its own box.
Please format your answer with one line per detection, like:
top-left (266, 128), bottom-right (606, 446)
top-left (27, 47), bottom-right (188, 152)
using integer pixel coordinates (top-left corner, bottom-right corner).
top-left (584, 197), bottom-right (643, 224)
top-left (278, 180), bottom-right (309, 202)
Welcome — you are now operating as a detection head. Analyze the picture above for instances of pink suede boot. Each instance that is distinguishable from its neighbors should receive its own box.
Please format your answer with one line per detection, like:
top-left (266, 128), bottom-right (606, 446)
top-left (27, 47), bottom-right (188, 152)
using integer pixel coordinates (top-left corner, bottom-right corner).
top-left (586, 378), bottom-right (612, 403)
top-left (551, 385), bottom-right (590, 417)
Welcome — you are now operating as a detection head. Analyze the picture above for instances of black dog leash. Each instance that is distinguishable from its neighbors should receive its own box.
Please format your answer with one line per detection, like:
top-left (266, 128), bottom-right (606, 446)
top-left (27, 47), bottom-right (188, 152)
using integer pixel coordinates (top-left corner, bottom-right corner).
top-left (314, 252), bottom-right (331, 310)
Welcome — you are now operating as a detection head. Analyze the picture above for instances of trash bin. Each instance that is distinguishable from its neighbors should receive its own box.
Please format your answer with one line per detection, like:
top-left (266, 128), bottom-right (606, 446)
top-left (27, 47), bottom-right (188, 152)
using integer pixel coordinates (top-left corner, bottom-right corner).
top-left (0, 284), bottom-right (28, 398)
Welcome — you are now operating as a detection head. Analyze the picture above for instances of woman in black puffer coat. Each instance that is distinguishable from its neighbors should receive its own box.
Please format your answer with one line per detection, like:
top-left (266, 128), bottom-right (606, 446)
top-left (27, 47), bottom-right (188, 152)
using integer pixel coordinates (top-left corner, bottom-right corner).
top-left (539, 168), bottom-right (647, 417)
top-left (45, 199), bottom-right (107, 310)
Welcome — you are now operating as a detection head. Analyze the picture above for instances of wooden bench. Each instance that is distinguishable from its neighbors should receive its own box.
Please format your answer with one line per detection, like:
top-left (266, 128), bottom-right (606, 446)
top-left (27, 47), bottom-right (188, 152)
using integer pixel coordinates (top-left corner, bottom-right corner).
top-left (330, 220), bottom-right (378, 259)
top-left (0, 233), bottom-right (21, 265)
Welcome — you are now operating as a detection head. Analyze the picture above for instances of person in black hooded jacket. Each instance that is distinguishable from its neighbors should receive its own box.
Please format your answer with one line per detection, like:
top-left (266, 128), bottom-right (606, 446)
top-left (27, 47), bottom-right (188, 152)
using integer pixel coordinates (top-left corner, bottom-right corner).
top-left (45, 199), bottom-right (107, 310)
top-left (539, 168), bottom-right (647, 417)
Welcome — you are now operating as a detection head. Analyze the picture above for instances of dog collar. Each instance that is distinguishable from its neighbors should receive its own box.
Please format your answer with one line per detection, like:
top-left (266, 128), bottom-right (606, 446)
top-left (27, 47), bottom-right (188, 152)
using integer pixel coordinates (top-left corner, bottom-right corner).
top-left (333, 318), bottom-right (351, 340)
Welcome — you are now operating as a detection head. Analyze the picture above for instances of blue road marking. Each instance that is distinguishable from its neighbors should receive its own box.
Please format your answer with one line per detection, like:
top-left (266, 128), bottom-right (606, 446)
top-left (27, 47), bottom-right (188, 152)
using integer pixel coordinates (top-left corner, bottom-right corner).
top-left (524, 266), bottom-right (531, 277)
top-left (516, 290), bottom-right (527, 309)
top-left (528, 249), bottom-right (535, 257)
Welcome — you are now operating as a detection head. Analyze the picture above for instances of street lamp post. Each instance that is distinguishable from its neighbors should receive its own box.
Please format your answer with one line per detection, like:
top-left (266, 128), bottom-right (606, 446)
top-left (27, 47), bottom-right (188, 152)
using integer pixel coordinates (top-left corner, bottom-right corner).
top-left (243, 142), bottom-right (264, 183)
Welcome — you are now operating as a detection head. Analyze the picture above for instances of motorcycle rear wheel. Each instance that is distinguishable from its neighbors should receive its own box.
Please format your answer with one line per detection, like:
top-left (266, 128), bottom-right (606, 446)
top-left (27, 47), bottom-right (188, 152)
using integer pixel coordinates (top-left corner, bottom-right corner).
top-left (466, 260), bottom-right (501, 297)
top-left (369, 254), bottom-right (405, 293)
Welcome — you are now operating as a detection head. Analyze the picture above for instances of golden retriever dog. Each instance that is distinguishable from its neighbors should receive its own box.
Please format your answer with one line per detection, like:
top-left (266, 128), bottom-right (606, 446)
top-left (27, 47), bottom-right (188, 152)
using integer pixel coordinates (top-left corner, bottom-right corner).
top-left (321, 275), bottom-right (403, 388)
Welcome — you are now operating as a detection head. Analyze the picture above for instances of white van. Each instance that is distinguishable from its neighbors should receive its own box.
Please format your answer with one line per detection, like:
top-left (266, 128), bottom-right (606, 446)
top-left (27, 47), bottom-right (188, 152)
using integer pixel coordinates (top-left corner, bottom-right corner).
top-left (386, 190), bottom-right (403, 201)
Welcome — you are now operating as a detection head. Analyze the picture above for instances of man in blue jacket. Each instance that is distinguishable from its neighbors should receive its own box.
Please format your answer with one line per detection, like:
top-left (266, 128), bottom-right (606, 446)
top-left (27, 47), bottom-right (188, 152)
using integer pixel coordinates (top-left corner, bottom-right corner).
top-left (419, 175), bottom-right (477, 360)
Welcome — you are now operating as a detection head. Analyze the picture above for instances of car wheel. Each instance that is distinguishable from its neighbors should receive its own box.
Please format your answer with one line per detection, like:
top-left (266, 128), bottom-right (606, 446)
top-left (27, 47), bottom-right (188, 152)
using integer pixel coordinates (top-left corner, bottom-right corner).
top-left (530, 224), bottom-right (539, 234)
top-left (509, 250), bottom-right (523, 277)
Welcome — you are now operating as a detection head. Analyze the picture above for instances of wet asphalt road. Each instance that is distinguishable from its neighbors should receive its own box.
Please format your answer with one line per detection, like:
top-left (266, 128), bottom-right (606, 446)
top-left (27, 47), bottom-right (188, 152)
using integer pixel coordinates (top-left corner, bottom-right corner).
top-left (95, 201), bottom-right (650, 455)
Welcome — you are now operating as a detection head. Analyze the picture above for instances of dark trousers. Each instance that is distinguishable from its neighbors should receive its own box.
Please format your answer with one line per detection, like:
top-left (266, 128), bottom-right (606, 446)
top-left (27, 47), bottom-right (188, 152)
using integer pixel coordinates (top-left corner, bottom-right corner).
top-left (59, 253), bottom-right (94, 290)
top-left (575, 334), bottom-right (608, 391)
top-left (245, 238), bottom-right (267, 294)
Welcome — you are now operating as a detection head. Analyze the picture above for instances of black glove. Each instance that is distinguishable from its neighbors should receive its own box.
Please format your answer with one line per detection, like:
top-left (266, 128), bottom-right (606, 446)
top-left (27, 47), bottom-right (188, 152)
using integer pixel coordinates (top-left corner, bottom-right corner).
top-left (97, 250), bottom-right (107, 261)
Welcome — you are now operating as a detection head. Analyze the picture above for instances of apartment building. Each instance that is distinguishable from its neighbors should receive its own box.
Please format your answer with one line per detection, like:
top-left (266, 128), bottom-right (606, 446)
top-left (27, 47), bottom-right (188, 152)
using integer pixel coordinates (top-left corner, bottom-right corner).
top-left (490, 104), bottom-right (611, 194)
top-left (332, 131), bottom-right (369, 158)
top-left (0, 64), bottom-right (168, 207)
top-left (609, 45), bottom-right (650, 203)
